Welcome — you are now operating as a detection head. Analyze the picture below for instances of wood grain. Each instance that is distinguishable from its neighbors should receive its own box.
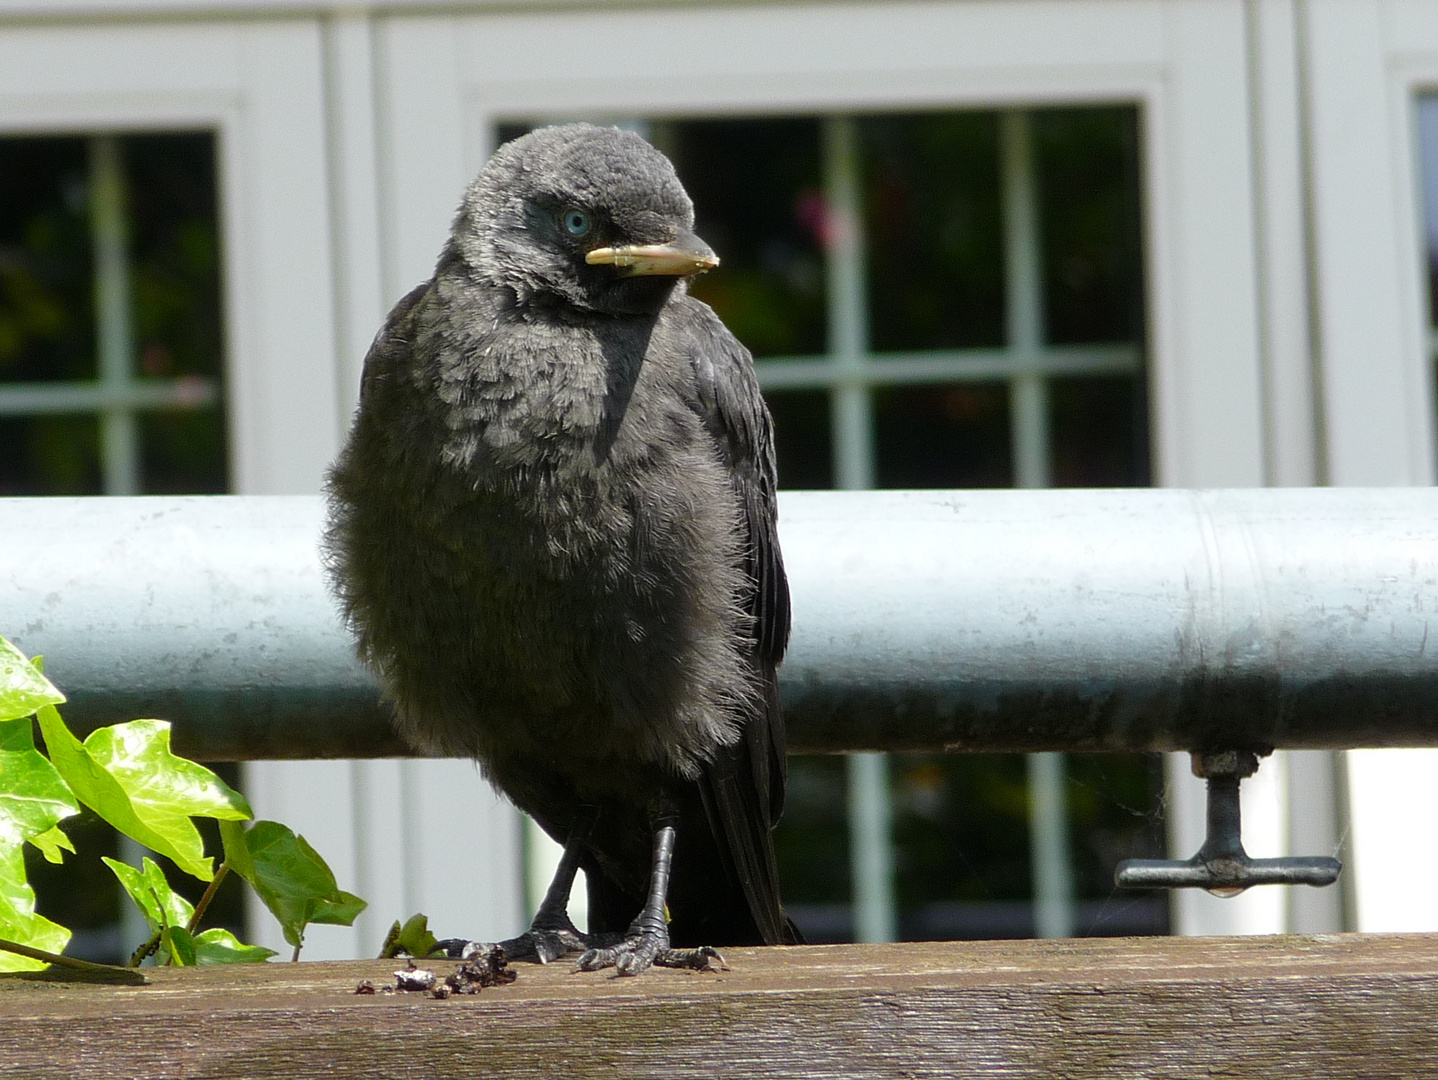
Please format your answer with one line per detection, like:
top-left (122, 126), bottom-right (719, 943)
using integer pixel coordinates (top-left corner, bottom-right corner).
top-left (3, 934), bottom-right (1437, 1078)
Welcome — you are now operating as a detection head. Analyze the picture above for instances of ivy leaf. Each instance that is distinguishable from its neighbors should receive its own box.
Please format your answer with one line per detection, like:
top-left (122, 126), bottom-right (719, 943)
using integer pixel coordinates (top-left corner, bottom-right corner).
top-left (0, 638), bottom-right (64, 723)
top-left (0, 741), bottom-right (80, 972)
top-left (0, 744), bottom-right (80, 850)
top-left (310, 890), bottom-right (367, 927)
top-left (193, 928), bottom-right (276, 965)
top-left (225, 821), bottom-right (367, 950)
top-left (0, 843), bottom-right (70, 972)
top-left (38, 708), bottom-right (249, 881)
top-left (84, 720), bottom-right (252, 823)
top-left (162, 925), bottom-right (197, 967)
top-left (379, 913), bottom-right (439, 959)
top-left (218, 819), bottom-right (254, 881)
top-left (0, 717), bottom-right (35, 752)
top-left (26, 824), bottom-right (75, 865)
top-left (103, 856), bottom-right (194, 936)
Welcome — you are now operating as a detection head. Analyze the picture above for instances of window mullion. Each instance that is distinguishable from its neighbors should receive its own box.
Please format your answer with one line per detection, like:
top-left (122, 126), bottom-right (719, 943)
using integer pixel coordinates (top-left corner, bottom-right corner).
top-left (89, 135), bottom-right (140, 497)
top-left (1000, 109), bottom-right (1051, 491)
top-left (1002, 109), bottom-right (1077, 940)
top-left (823, 115), bottom-right (875, 493)
top-left (824, 114), bottom-right (897, 945)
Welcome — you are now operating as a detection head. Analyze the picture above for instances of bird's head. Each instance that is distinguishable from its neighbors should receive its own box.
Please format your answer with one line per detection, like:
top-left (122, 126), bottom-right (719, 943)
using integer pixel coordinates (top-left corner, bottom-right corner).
top-left (452, 123), bottom-right (717, 317)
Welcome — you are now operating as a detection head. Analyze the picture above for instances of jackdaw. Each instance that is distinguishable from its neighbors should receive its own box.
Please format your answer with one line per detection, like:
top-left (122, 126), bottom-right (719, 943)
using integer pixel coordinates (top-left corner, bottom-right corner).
top-left (325, 123), bottom-right (799, 974)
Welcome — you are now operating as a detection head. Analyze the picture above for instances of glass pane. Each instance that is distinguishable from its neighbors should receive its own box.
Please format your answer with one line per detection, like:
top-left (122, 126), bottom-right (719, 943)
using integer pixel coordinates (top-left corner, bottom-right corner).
top-left (873, 383), bottom-right (1012, 488)
top-left (893, 752), bottom-right (1168, 940)
top-left (861, 112), bottom-right (1005, 352)
top-left (127, 132), bottom-right (228, 494)
top-left (1035, 107), bottom-right (1145, 345)
top-left (1418, 95), bottom-right (1438, 389)
top-left (661, 118), bottom-right (827, 359)
top-left (765, 388), bottom-right (832, 490)
top-left (0, 414), bottom-right (102, 495)
top-left (0, 132), bottom-right (227, 497)
top-left (773, 755), bottom-right (851, 943)
top-left (1049, 374), bottom-right (1150, 487)
top-left (139, 410), bottom-right (228, 494)
top-left (0, 137), bottom-right (95, 383)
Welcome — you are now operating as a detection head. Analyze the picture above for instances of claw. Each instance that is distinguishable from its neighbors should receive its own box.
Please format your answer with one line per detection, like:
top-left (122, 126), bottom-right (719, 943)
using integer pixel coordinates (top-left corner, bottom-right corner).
top-left (574, 933), bottom-right (725, 976)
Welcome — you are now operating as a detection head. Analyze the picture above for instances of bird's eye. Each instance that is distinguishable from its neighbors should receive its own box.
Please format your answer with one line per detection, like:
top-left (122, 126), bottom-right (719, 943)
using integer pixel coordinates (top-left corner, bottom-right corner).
top-left (562, 209), bottom-right (591, 237)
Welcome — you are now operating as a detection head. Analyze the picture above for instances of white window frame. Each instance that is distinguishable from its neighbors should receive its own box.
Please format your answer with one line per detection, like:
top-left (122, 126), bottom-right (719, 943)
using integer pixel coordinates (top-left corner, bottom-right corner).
top-left (0, 20), bottom-right (342, 495)
top-left (0, 19), bottom-right (377, 958)
top-left (375, 1), bottom-right (1267, 491)
top-left (1301, 0), bottom-right (1438, 935)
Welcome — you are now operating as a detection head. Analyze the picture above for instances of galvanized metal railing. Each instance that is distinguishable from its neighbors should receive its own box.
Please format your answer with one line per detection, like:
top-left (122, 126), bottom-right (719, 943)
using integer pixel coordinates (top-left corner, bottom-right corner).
top-left (3, 488), bottom-right (1436, 890)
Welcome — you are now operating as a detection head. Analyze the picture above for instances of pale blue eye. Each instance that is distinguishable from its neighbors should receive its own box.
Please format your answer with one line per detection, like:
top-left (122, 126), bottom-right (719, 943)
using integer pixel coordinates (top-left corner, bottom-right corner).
top-left (563, 209), bottom-right (591, 236)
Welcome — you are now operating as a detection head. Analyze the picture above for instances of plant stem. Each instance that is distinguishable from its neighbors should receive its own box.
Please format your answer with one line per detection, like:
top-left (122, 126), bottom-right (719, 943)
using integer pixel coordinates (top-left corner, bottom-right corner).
top-left (129, 930), bottom-right (160, 968)
top-left (0, 937), bottom-right (147, 985)
top-left (187, 861), bottom-right (229, 933)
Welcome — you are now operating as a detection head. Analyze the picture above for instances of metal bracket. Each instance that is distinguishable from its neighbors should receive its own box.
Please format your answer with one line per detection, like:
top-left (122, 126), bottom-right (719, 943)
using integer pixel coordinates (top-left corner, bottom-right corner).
top-left (1115, 750), bottom-right (1341, 896)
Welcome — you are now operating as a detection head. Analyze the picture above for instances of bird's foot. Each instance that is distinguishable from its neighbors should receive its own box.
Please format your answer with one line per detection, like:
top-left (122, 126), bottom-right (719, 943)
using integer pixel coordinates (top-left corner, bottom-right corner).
top-left (575, 930), bottom-right (727, 977)
top-left (436, 913), bottom-right (593, 965)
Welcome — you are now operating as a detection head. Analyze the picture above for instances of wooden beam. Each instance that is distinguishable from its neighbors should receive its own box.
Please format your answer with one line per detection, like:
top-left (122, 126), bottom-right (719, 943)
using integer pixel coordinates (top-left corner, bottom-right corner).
top-left (4, 934), bottom-right (1437, 1078)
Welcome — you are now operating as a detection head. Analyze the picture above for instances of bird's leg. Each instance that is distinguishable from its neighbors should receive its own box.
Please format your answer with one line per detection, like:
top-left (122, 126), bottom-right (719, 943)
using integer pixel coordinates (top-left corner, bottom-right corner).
top-left (575, 815), bottom-right (726, 977)
top-left (434, 806), bottom-right (599, 964)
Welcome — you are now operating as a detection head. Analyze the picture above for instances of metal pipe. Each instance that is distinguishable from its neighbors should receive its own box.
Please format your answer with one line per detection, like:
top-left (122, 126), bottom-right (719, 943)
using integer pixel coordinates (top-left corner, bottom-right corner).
top-left (4, 488), bottom-right (1438, 759)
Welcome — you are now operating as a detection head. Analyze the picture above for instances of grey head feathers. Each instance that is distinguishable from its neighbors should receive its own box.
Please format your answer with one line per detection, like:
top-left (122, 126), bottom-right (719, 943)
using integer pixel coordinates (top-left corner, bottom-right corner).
top-left (449, 124), bottom-right (696, 316)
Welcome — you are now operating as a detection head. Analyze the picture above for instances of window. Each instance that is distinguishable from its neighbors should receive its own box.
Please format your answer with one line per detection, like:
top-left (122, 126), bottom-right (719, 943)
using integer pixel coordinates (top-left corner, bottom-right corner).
top-left (0, 133), bottom-right (226, 496)
top-left (1, 130), bottom-right (241, 962)
top-left (1420, 95), bottom-right (1438, 395)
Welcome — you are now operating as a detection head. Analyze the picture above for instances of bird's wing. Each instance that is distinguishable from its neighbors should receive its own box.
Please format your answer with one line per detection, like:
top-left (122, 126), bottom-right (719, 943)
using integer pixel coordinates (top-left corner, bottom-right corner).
top-left (356, 282), bottom-right (429, 407)
top-left (674, 295), bottom-right (799, 946)
top-left (678, 297), bottom-right (791, 668)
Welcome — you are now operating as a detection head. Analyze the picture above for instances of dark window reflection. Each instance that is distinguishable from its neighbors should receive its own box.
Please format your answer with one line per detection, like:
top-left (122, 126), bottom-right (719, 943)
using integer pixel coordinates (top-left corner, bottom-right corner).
top-left (1050, 375), bottom-right (1150, 488)
top-left (1419, 95), bottom-right (1438, 333)
top-left (765, 389), bottom-right (833, 490)
top-left (0, 414), bottom-right (101, 495)
top-left (889, 753), bottom-right (1168, 940)
top-left (661, 118), bottom-right (826, 359)
top-left (874, 383), bottom-right (1012, 488)
top-left (861, 112), bottom-right (1005, 352)
top-left (0, 137), bottom-right (94, 383)
top-left (1036, 107), bottom-right (1145, 345)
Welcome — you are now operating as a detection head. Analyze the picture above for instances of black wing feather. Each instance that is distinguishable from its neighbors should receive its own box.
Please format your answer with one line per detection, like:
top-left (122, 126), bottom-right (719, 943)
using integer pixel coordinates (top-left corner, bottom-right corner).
top-left (675, 296), bottom-right (798, 946)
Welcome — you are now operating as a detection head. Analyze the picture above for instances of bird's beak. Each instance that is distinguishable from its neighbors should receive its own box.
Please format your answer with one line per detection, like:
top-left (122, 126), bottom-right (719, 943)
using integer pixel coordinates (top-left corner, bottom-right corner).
top-left (585, 229), bottom-right (719, 277)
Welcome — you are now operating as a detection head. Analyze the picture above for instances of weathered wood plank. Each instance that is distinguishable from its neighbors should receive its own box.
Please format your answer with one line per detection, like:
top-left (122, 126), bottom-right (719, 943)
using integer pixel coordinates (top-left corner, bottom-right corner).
top-left (3, 934), bottom-right (1437, 1078)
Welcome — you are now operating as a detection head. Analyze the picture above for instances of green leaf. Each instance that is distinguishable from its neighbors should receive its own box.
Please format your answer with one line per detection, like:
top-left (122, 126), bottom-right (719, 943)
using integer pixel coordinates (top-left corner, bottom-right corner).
top-left (193, 927), bottom-right (276, 965)
top-left (26, 824), bottom-right (74, 865)
top-left (84, 720), bottom-right (252, 822)
top-left (103, 856), bottom-right (195, 935)
top-left (310, 890), bottom-right (366, 927)
top-left (0, 717), bottom-right (35, 752)
top-left (0, 844), bottom-right (69, 973)
top-left (380, 913), bottom-right (439, 959)
top-left (0, 746), bottom-right (80, 851)
top-left (218, 819), bottom-right (255, 882)
top-left (0, 702), bottom-right (79, 972)
top-left (162, 925), bottom-right (197, 967)
top-left (0, 638), bottom-right (64, 723)
top-left (37, 708), bottom-right (249, 881)
top-left (226, 821), bottom-right (367, 950)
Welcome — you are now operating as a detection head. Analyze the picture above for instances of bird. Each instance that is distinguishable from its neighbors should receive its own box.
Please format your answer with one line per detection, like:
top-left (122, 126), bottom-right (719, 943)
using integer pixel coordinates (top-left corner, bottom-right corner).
top-left (324, 123), bottom-right (799, 975)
